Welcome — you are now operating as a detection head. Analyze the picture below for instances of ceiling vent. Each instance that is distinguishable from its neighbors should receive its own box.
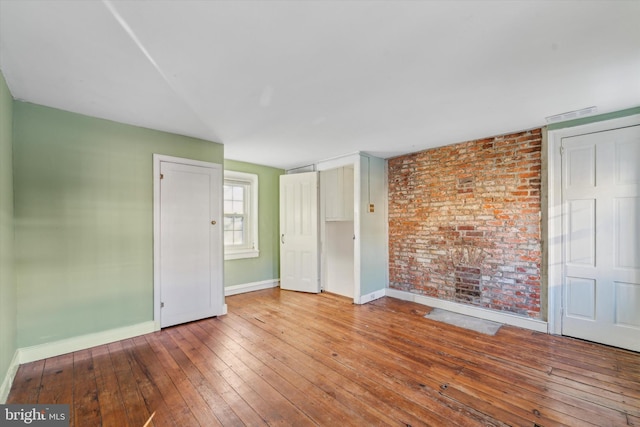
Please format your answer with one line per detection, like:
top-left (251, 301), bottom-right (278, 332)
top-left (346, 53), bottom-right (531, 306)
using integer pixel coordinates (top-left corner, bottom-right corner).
top-left (545, 106), bottom-right (598, 123)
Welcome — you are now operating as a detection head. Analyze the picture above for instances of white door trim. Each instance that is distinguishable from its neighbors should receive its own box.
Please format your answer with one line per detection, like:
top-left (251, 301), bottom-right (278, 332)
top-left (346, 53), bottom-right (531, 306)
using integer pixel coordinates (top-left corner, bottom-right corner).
top-left (547, 114), bottom-right (640, 335)
top-left (153, 154), bottom-right (224, 330)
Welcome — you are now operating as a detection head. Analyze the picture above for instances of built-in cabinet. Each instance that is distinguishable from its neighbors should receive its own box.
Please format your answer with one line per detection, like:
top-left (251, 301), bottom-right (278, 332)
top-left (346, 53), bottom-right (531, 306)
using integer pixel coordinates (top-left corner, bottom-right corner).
top-left (318, 153), bottom-right (387, 304)
top-left (281, 152), bottom-right (387, 304)
top-left (321, 165), bottom-right (355, 297)
top-left (323, 166), bottom-right (354, 221)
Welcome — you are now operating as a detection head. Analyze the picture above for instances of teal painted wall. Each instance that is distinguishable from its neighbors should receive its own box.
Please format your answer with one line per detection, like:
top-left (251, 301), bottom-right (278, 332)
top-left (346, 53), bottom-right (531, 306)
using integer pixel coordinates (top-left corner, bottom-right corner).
top-left (547, 106), bottom-right (640, 130)
top-left (359, 155), bottom-right (388, 297)
top-left (13, 102), bottom-right (223, 347)
top-left (223, 159), bottom-right (283, 287)
top-left (0, 72), bottom-right (17, 388)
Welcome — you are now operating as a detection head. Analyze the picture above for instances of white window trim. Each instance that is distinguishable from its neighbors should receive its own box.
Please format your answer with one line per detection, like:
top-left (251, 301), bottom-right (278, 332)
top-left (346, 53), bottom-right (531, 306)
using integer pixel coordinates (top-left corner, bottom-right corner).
top-left (224, 170), bottom-right (259, 260)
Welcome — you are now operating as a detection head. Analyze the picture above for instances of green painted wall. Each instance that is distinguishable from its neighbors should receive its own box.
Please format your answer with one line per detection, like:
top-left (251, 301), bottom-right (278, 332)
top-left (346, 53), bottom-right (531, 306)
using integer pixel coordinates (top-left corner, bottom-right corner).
top-left (547, 106), bottom-right (640, 130)
top-left (13, 102), bottom-right (223, 347)
top-left (0, 72), bottom-right (17, 387)
top-left (224, 159), bottom-right (283, 287)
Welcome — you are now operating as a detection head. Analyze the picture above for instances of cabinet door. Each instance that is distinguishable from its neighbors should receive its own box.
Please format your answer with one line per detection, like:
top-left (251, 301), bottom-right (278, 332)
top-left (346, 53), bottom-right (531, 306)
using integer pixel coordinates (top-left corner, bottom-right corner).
top-left (324, 168), bottom-right (341, 220)
top-left (342, 166), bottom-right (354, 220)
top-left (324, 166), bottom-right (354, 221)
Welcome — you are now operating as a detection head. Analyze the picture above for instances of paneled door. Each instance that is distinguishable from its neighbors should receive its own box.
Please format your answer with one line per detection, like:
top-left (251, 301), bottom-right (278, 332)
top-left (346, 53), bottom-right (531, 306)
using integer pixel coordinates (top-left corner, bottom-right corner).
top-left (561, 125), bottom-right (640, 351)
top-left (280, 172), bottom-right (320, 293)
top-left (157, 158), bottom-right (223, 327)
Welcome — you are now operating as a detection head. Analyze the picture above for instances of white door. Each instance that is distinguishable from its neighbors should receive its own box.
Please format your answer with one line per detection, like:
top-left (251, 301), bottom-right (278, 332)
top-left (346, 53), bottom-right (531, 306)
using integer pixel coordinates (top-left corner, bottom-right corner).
top-left (561, 125), bottom-right (640, 351)
top-left (280, 172), bottom-right (320, 293)
top-left (159, 160), bottom-right (223, 327)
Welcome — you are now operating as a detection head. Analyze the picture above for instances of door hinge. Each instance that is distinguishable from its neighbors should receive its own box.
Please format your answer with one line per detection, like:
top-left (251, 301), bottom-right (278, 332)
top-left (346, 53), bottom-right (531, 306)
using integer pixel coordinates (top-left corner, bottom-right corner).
top-left (161, 302), bottom-right (165, 308)
top-left (560, 146), bottom-right (564, 156)
top-left (160, 173), bottom-right (164, 179)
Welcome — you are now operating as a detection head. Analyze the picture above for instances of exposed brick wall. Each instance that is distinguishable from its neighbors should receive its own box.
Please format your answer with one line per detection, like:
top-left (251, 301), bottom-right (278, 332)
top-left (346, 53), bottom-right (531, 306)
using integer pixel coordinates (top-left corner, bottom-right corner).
top-left (388, 129), bottom-right (542, 318)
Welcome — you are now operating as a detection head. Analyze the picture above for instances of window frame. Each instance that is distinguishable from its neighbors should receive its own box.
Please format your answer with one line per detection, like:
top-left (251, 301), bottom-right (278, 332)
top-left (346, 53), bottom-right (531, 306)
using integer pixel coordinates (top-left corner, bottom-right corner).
top-left (223, 170), bottom-right (259, 260)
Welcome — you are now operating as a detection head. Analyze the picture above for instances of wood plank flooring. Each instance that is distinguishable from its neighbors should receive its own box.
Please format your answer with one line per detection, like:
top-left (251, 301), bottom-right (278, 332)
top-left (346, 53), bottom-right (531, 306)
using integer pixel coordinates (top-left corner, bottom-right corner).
top-left (7, 288), bottom-right (640, 426)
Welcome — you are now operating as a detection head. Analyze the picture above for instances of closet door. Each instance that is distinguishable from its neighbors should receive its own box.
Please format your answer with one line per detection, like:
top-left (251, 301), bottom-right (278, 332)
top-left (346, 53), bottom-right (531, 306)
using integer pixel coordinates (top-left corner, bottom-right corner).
top-left (561, 125), bottom-right (640, 351)
top-left (155, 157), bottom-right (223, 328)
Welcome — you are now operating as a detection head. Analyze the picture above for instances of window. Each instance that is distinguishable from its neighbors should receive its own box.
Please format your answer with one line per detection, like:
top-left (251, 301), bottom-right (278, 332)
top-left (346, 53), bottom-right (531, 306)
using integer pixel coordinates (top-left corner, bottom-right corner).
top-left (223, 170), bottom-right (259, 260)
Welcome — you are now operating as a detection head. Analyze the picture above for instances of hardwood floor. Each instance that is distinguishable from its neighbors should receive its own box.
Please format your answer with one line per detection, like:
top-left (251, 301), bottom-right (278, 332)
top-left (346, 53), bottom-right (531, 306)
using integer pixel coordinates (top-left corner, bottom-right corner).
top-left (7, 288), bottom-right (640, 426)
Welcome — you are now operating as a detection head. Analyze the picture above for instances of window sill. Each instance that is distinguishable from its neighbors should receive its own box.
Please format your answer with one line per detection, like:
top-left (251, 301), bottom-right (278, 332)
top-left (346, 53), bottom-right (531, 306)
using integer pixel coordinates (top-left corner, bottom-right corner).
top-left (225, 249), bottom-right (260, 261)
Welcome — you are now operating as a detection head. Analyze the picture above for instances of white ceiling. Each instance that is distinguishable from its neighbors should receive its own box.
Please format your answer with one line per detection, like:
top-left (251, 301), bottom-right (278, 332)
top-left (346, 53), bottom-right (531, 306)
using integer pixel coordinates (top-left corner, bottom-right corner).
top-left (1, 1), bottom-right (639, 170)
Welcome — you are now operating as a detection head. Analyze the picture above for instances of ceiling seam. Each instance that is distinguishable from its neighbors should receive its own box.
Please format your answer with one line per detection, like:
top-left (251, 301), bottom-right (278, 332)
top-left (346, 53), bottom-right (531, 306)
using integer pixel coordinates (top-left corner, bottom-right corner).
top-left (101, 0), bottom-right (222, 143)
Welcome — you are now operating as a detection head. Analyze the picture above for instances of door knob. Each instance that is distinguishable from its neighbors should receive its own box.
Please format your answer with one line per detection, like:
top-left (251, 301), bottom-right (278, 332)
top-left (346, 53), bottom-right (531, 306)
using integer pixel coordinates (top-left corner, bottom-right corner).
top-left (211, 220), bottom-right (217, 225)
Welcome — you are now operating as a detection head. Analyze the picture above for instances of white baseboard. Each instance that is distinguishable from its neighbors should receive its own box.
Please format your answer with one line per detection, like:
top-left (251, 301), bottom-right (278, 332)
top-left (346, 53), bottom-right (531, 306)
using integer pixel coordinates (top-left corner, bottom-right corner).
top-left (385, 288), bottom-right (416, 302)
top-left (0, 350), bottom-right (20, 404)
top-left (357, 289), bottom-right (386, 304)
top-left (1, 321), bottom-right (155, 402)
top-left (385, 288), bottom-right (548, 333)
top-left (225, 279), bottom-right (280, 296)
top-left (18, 321), bottom-right (156, 365)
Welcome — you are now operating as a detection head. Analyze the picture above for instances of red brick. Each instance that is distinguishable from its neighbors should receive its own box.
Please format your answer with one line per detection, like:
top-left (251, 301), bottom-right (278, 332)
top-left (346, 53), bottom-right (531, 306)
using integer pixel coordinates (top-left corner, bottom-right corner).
top-left (388, 128), bottom-right (542, 319)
